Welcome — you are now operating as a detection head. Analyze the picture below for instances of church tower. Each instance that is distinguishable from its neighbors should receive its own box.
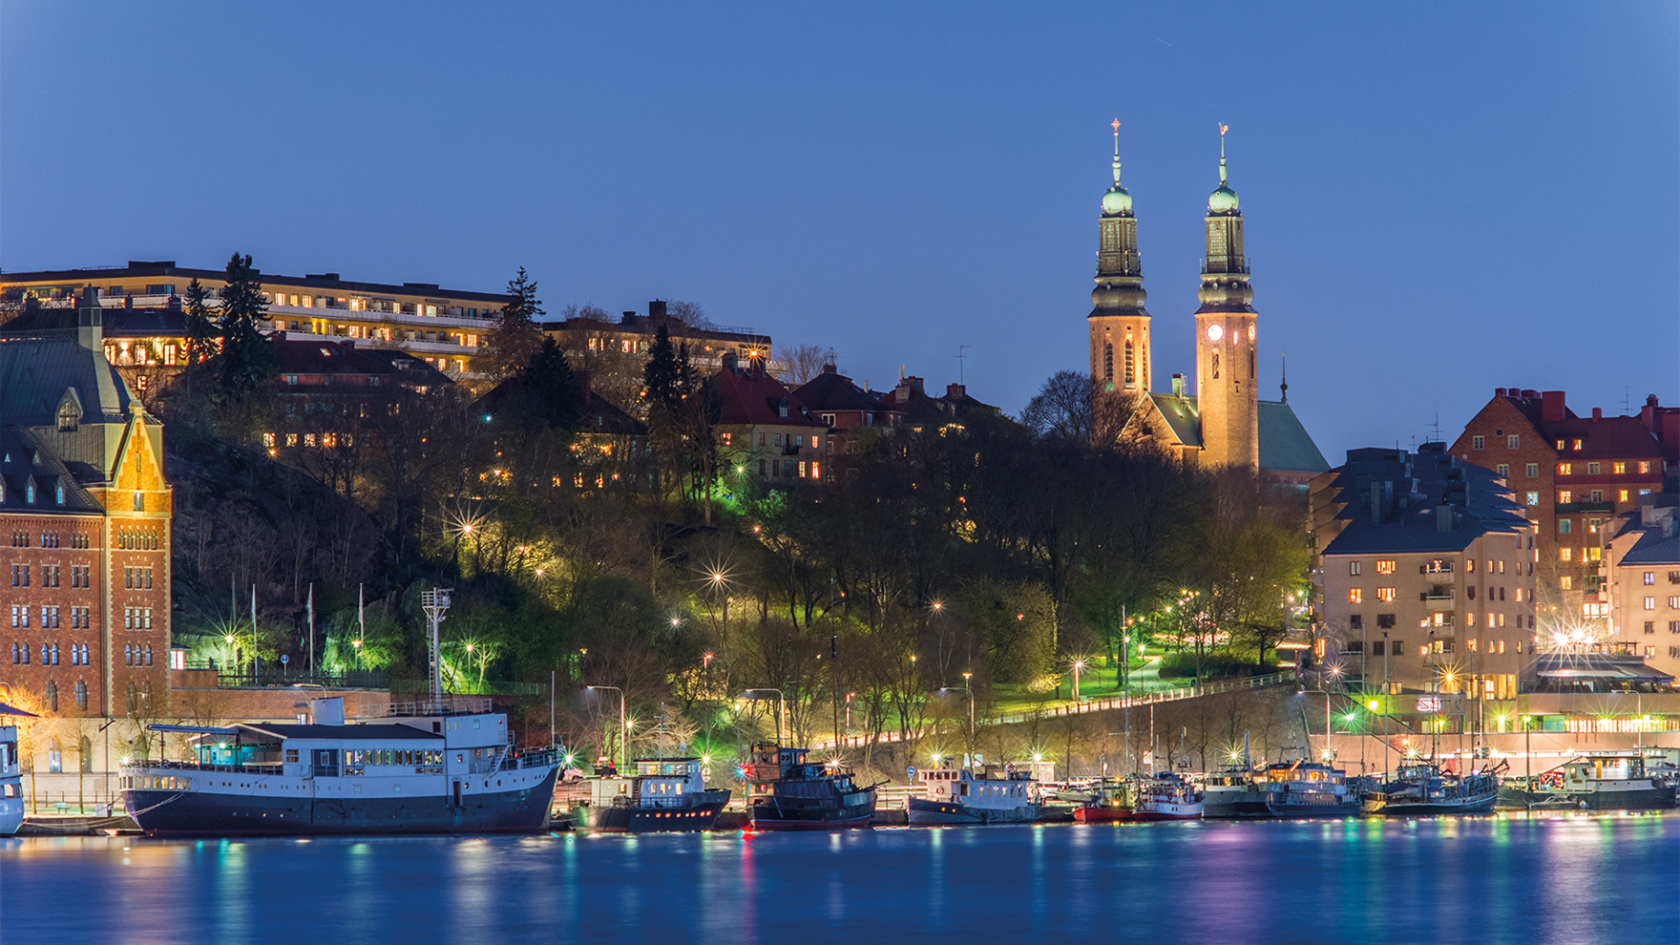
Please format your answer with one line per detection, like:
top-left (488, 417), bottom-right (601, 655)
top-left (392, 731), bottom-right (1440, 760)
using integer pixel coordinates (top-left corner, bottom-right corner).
top-left (1087, 119), bottom-right (1150, 395)
top-left (1194, 124), bottom-right (1258, 470)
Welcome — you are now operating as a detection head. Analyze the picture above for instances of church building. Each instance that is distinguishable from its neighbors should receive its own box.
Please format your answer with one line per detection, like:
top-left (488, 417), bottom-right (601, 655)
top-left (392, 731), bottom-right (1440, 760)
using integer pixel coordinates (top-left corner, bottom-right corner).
top-left (1100, 123), bottom-right (1328, 486)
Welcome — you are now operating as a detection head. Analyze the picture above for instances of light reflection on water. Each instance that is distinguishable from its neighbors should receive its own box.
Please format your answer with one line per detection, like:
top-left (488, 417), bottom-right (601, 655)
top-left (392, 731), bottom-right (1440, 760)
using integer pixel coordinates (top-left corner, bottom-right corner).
top-left (2, 816), bottom-right (1675, 944)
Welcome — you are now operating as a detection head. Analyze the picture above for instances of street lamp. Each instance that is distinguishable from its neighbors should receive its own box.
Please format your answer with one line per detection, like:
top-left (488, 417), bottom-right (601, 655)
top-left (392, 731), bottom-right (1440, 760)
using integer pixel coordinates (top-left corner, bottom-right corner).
top-left (1297, 687), bottom-right (1338, 766)
top-left (939, 681), bottom-right (975, 765)
top-left (1072, 659), bottom-right (1086, 701)
top-left (587, 685), bottom-right (627, 772)
top-left (740, 689), bottom-right (787, 744)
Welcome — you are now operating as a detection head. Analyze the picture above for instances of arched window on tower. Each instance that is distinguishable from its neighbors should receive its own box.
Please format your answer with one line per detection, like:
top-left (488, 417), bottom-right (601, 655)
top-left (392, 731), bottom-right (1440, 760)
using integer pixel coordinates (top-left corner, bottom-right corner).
top-left (1249, 349), bottom-right (1255, 379)
top-left (1124, 341), bottom-right (1135, 385)
top-left (1212, 353), bottom-right (1220, 380)
top-left (1103, 343), bottom-right (1113, 381)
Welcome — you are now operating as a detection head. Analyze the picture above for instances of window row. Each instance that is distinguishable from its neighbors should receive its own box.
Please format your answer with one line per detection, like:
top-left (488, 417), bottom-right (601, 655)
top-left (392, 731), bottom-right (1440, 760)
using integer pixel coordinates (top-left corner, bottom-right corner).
top-left (1640, 572), bottom-right (1680, 585)
top-left (757, 459), bottom-right (820, 480)
top-left (1638, 621), bottom-right (1680, 634)
top-left (124, 567), bottom-right (154, 589)
top-left (117, 528), bottom-right (159, 551)
top-left (0, 480), bottom-right (67, 505)
top-left (1639, 598), bottom-right (1680, 611)
top-left (10, 642), bottom-right (90, 664)
top-left (8, 605), bottom-right (88, 629)
top-left (123, 608), bottom-right (155, 630)
top-left (9, 532), bottom-right (80, 548)
top-left (39, 680), bottom-right (90, 712)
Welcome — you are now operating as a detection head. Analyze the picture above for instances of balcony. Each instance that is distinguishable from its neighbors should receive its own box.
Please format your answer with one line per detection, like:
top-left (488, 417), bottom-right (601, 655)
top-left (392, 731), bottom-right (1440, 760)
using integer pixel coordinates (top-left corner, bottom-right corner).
top-left (267, 302), bottom-right (495, 331)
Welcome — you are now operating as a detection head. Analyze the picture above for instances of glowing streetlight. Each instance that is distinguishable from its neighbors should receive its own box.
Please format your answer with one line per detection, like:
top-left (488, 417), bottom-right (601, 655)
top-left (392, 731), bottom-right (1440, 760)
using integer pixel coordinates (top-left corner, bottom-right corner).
top-left (1072, 660), bottom-right (1086, 700)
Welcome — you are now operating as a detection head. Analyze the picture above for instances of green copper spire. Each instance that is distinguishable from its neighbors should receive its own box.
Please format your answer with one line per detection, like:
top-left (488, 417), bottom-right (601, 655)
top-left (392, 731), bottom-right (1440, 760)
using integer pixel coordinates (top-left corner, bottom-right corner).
top-left (1208, 121), bottom-right (1239, 213)
top-left (1102, 118), bottom-right (1132, 215)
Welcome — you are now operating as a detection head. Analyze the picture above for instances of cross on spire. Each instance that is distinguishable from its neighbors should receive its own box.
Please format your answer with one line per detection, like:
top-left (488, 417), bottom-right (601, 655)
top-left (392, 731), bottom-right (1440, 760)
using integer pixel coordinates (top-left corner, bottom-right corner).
top-left (1111, 118), bottom-right (1122, 187)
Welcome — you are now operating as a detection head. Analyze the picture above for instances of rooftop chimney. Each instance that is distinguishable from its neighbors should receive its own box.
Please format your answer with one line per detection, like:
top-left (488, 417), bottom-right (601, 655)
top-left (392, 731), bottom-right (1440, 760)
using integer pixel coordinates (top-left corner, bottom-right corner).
top-left (76, 284), bottom-right (102, 351)
top-left (946, 383), bottom-right (966, 400)
top-left (1495, 388), bottom-right (1507, 397)
top-left (649, 300), bottom-right (668, 320)
top-left (1541, 390), bottom-right (1567, 422)
top-left (1521, 389), bottom-right (1538, 400)
top-left (1436, 500), bottom-right (1454, 533)
top-left (721, 350), bottom-right (739, 374)
top-left (1171, 373), bottom-right (1185, 397)
top-left (1592, 407), bottom-right (1602, 422)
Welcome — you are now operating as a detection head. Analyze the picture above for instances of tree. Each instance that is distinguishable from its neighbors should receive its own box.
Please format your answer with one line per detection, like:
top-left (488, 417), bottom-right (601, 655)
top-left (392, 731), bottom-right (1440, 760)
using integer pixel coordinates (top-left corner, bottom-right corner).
top-left (644, 325), bottom-right (681, 415)
top-left (521, 337), bottom-right (583, 433)
top-left (215, 253), bottom-right (276, 401)
top-left (482, 267), bottom-right (545, 382)
top-left (666, 299), bottom-right (715, 330)
top-left (1020, 370), bottom-right (1133, 448)
top-left (183, 278), bottom-right (219, 364)
top-left (775, 343), bottom-right (829, 385)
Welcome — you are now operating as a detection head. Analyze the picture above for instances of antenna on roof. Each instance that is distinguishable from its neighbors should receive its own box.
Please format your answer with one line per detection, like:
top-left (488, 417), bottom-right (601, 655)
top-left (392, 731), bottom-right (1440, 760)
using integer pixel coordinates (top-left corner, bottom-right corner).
top-left (1623, 386), bottom-right (1631, 416)
top-left (958, 345), bottom-right (971, 385)
top-left (1279, 352), bottom-right (1288, 403)
top-left (1428, 413), bottom-right (1441, 444)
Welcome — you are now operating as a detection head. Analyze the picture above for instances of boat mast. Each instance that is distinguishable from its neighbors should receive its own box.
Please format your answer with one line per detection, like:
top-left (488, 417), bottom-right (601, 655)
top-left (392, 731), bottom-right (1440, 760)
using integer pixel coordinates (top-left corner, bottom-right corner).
top-left (421, 588), bottom-right (453, 703)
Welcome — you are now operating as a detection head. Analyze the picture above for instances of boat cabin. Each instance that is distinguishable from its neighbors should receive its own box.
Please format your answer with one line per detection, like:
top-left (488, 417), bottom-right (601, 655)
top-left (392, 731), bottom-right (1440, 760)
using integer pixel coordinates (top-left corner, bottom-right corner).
top-left (918, 766), bottom-right (1035, 806)
top-left (590, 757), bottom-right (708, 808)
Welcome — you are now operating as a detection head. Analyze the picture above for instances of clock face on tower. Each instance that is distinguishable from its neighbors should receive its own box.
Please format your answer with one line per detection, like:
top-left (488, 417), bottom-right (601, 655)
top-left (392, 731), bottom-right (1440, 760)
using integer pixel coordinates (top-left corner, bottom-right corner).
top-left (1248, 324), bottom-right (1256, 342)
top-left (1206, 324), bottom-right (1223, 343)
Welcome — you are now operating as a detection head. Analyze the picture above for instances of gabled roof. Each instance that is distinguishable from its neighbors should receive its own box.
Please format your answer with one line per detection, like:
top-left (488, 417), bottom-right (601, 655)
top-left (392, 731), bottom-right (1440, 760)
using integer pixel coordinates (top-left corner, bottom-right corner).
top-left (711, 362), bottom-right (826, 428)
top-left (1142, 392), bottom-right (1202, 448)
top-left (1619, 527), bottom-right (1680, 566)
top-left (1130, 393), bottom-right (1328, 476)
top-left (0, 426), bottom-right (104, 514)
top-left (0, 328), bottom-right (131, 427)
top-left (792, 367), bottom-right (886, 414)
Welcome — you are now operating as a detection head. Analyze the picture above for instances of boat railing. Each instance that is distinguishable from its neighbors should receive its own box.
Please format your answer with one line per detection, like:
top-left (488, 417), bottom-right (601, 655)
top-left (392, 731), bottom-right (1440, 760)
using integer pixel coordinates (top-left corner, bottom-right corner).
top-left (497, 748), bottom-right (558, 773)
top-left (372, 696), bottom-right (494, 718)
top-left (121, 759), bottom-right (287, 776)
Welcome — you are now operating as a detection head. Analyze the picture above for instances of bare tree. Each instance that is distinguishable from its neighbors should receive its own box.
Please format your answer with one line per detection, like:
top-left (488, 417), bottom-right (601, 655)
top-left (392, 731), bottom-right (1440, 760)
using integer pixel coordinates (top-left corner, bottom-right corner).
top-left (774, 343), bottom-right (829, 386)
top-left (666, 300), bottom-right (715, 330)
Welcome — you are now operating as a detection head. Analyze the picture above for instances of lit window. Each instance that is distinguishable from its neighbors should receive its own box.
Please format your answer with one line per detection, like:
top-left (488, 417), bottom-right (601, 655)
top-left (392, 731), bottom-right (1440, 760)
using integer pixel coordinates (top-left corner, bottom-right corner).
top-left (1376, 588), bottom-right (1396, 603)
top-left (1558, 491), bottom-right (1572, 504)
top-left (1645, 597), bottom-right (1656, 611)
top-left (812, 435), bottom-right (820, 449)
top-left (1558, 463), bottom-right (1571, 476)
top-left (1639, 461), bottom-right (1651, 474)
top-left (1375, 560), bottom-right (1396, 575)
top-left (1645, 572), bottom-right (1656, 586)
top-left (1558, 520), bottom-right (1571, 534)
top-left (1560, 576), bottom-right (1572, 590)
top-left (1348, 589), bottom-right (1363, 604)
top-left (1619, 489), bottom-right (1630, 502)
top-left (1556, 439), bottom-right (1565, 450)
top-left (1349, 561), bottom-right (1362, 576)
top-left (1525, 492), bottom-right (1539, 506)
top-left (1572, 439), bottom-right (1582, 451)
top-left (1560, 548), bottom-right (1572, 562)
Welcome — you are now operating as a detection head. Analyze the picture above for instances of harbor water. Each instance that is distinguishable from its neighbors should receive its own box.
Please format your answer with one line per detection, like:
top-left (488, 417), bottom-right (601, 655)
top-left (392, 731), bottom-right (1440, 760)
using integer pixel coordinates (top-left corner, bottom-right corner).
top-left (3, 816), bottom-right (1676, 943)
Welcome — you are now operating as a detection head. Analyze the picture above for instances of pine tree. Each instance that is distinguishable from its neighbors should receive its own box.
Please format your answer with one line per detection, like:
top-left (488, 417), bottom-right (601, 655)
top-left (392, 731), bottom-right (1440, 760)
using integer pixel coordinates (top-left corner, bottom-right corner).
top-left (644, 324), bottom-right (680, 413)
top-left (522, 336), bottom-right (582, 432)
top-left (214, 253), bottom-right (276, 400)
top-left (181, 278), bottom-right (219, 396)
top-left (482, 267), bottom-right (545, 382)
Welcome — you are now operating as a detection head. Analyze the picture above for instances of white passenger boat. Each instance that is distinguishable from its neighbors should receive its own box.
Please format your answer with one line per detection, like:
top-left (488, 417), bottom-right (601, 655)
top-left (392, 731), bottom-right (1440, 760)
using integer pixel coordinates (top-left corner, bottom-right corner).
top-left (576, 757), bottom-right (731, 832)
top-left (120, 696), bottom-right (558, 836)
top-left (908, 766), bottom-right (1041, 825)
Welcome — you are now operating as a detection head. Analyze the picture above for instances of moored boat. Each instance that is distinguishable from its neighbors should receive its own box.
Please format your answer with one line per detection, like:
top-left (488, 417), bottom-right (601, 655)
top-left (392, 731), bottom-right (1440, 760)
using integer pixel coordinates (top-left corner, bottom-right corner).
top-left (908, 766), bottom-right (1041, 826)
top-left (1496, 752), bottom-right (1677, 812)
top-left (577, 757), bottom-right (730, 832)
top-left (1072, 778), bottom-right (1133, 823)
top-left (746, 743), bottom-right (879, 830)
top-left (120, 696), bottom-right (559, 837)
top-left (1262, 760), bottom-right (1362, 818)
top-left (1362, 763), bottom-right (1499, 816)
top-left (1200, 767), bottom-right (1264, 819)
top-left (1132, 773), bottom-right (1204, 822)
top-left (0, 702), bottom-right (33, 836)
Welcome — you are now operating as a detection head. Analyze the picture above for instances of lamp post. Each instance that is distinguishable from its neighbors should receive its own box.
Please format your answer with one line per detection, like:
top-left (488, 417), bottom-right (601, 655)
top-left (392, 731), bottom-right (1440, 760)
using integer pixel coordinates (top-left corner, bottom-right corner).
top-left (1297, 687), bottom-right (1336, 764)
top-left (940, 682), bottom-right (974, 766)
top-left (587, 685), bottom-right (626, 772)
top-left (741, 689), bottom-right (786, 744)
top-left (1072, 660), bottom-right (1085, 701)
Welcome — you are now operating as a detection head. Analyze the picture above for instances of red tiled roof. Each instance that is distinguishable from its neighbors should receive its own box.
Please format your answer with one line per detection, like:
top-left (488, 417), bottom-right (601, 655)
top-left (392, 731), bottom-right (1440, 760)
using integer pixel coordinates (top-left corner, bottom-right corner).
top-left (711, 362), bottom-right (826, 428)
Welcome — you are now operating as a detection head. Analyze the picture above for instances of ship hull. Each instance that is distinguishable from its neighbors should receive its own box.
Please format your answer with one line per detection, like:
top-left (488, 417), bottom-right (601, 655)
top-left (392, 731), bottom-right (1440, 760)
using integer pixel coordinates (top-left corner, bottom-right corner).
top-left (582, 791), bottom-right (730, 832)
top-left (1072, 805), bottom-right (1133, 823)
top-left (124, 766), bottom-right (559, 837)
top-left (1364, 790), bottom-right (1498, 816)
top-left (1496, 783), bottom-right (1675, 812)
top-left (1265, 800), bottom-right (1360, 818)
top-left (1132, 801), bottom-right (1203, 822)
top-left (907, 797), bottom-right (1041, 826)
top-left (749, 796), bottom-right (876, 830)
top-left (0, 791), bottom-right (21, 836)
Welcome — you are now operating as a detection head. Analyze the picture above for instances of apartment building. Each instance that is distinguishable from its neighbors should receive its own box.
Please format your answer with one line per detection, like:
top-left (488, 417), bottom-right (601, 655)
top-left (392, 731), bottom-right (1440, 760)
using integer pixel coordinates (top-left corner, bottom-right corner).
top-left (0, 296), bottom-right (172, 718)
top-left (1310, 445), bottom-right (1538, 721)
top-left (0, 260), bottom-right (510, 381)
top-left (1605, 500), bottom-right (1680, 679)
top-left (711, 354), bottom-right (828, 483)
top-left (541, 300), bottom-right (774, 409)
top-left (1450, 388), bottom-right (1668, 625)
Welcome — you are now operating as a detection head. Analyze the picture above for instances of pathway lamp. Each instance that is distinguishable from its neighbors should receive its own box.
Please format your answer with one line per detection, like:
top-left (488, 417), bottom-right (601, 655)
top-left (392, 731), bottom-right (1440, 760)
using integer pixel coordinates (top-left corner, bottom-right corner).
top-left (739, 689), bottom-right (787, 744)
top-left (587, 685), bottom-right (627, 771)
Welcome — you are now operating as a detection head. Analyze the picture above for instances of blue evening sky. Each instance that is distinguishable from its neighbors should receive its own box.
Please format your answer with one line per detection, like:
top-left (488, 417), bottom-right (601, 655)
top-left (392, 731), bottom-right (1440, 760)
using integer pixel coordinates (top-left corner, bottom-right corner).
top-left (2, 2), bottom-right (1675, 462)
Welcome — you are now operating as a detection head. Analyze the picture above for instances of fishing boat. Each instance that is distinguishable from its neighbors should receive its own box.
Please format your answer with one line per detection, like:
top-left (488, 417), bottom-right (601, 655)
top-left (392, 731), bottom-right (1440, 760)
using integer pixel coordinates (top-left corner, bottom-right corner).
top-left (1072, 778), bottom-right (1133, 823)
top-left (908, 765), bottom-right (1041, 825)
top-left (1361, 763), bottom-right (1499, 816)
top-left (119, 696), bottom-right (559, 836)
top-left (0, 702), bottom-right (32, 836)
top-left (1496, 752), bottom-right (1677, 812)
top-left (575, 757), bottom-right (730, 832)
top-left (745, 743), bottom-right (879, 830)
top-left (1132, 773), bottom-right (1204, 821)
top-left (1261, 760), bottom-right (1362, 818)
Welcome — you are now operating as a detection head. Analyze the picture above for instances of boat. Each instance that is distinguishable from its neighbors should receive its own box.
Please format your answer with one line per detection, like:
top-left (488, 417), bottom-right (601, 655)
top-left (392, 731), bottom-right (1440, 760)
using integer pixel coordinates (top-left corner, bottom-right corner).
top-left (745, 742), bottom-right (879, 830)
top-left (1496, 752), bottom-right (1677, 812)
top-left (0, 701), bottom-right (33, 836)
top-left (119, 696), bottom-right (559, 836)
top-left (575, 757), bottom-right (730, 832)
top-left (1362, 763), bottom-right (1499, 816)
top-left (908, 765), bottom-right (1041, 825)
top-left (1132, 773), bottom-right (1204, 821)
top-left (1200, 767), bottom-right (1264, 819)
top-left (1072, 778), bottom-right (1134, 823)
top-left (1261, 760), bottom-right (1363, 818)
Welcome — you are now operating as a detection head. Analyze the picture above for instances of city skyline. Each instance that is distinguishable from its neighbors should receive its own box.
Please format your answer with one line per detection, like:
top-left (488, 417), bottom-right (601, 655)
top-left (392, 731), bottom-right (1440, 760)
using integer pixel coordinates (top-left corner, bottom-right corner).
top-left (1, 2), bottom-right (1676, 461)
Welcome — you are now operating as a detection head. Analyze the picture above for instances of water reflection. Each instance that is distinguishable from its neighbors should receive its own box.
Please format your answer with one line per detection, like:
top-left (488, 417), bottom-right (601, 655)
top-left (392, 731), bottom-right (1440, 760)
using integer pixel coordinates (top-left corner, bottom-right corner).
top-left (0, 817), bottom-right (1674, 944)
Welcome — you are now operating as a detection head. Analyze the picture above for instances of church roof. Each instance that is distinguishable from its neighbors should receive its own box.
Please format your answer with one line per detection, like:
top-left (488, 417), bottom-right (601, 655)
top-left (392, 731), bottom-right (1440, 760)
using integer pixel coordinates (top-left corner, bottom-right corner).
top-left (1138, 393), bottom-right (1329, 476)
top-left (0, 328), bottom-right (131, 427)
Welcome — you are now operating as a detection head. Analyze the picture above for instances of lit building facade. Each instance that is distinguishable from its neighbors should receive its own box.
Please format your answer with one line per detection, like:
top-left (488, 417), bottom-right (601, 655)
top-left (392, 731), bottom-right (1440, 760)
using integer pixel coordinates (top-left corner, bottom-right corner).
top-left (0, 261), bottom-right (511, 380)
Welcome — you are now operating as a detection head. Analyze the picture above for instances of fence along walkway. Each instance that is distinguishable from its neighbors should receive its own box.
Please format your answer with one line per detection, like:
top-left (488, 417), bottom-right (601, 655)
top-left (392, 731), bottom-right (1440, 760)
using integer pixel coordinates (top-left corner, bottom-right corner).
top-left (814, 671), bottom-right (1297, 752)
